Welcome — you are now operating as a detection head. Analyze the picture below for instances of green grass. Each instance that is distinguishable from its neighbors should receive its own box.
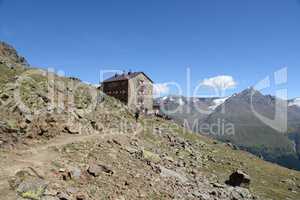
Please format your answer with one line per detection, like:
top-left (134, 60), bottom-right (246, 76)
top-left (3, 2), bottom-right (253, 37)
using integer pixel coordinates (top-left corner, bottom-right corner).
top-left (0, 63), bottom-right (25, 90)
top-left (74, 85), bottom-right (93, 109)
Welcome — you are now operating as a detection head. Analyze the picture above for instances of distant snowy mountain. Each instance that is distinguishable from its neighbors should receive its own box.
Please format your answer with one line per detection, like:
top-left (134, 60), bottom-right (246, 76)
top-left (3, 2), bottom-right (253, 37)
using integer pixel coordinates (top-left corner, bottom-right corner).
top-left (289, 98), bottom-right (300, 107)
top-left (155, 89), bottom-right (300, 171)
top-left (156, 95), bottom-right (228, 112)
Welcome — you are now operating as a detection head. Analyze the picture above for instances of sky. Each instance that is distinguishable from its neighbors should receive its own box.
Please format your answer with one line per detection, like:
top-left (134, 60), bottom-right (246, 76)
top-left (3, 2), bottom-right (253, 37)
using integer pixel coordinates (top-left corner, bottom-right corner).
top-left (0, 0), bottom-right (299, 98)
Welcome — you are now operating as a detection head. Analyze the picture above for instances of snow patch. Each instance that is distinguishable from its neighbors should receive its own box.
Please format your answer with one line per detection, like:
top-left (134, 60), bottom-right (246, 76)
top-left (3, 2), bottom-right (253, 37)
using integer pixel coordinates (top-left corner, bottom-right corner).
top-left (178, 98), bottom-right (185, 106)
top-left (289, 98), bottom-right (300, 107)
top-left (162, 96), bottom-right (168, 101)
top-left (208, 97), bottom-right (229, 110)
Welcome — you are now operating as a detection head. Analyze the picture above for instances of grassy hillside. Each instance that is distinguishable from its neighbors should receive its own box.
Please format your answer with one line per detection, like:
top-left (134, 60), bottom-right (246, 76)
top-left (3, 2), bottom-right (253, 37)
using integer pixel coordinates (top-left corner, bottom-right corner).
top-left (142, 118), bottom-right (300, 200)
top-left (0, 64), bottom-right (300, 200)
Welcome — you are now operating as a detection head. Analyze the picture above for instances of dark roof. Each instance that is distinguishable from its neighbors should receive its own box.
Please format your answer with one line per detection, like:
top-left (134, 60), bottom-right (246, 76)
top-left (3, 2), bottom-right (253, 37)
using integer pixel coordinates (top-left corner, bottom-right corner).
top-left (103, 72), bottom-right (153, 83)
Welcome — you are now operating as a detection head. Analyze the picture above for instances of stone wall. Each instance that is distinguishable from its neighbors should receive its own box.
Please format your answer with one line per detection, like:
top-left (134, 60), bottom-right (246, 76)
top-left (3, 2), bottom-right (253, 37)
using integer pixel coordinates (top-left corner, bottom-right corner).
top-left (128, 73), bottom-right (153, 113)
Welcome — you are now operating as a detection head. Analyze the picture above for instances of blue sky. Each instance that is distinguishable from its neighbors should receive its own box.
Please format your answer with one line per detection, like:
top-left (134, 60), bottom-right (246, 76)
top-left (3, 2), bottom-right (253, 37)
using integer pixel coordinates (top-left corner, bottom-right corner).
top-left (0, 0), bottom-right (299, 98)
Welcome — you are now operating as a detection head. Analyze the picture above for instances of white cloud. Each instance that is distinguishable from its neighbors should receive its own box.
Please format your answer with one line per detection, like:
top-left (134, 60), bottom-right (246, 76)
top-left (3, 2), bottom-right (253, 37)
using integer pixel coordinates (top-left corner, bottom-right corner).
top-left (201, 75), bottom-right (237, 92)
top-left (153, 83), bottom-right (170, 96)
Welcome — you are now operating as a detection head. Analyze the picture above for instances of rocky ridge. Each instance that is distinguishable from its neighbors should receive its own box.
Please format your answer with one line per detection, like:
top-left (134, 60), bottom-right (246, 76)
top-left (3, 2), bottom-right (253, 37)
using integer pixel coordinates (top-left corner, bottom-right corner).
top-left (0, 42), bottom-right (29, 68)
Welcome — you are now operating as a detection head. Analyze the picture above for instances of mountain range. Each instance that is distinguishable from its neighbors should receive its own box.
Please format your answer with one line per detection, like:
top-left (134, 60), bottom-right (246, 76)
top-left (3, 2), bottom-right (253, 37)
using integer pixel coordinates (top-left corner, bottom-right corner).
top-left (156, 90), bottom-right (300, 170)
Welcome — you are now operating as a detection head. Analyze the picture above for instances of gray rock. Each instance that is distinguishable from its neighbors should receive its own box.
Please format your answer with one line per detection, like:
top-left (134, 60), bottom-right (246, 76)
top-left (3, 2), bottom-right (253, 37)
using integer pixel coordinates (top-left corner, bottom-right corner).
top-left (123, 146), bottom-right (138, 154)
top-left (41, 197), bottom-right (59, 200)
top-left (16, 178), bottom-right (48, 200)
top-left (64, 124), bottom-right (80, 134)
top-left (57, 192), bottom-right (71, 200)
top-left (68, 167), bottom-right (81, 180)
top-left (66, 187), bottom-right (78, 194)
top-left (230, 187), bottom-right (254, 199)
top-left (87, 164), bottom-right (114, 177)
top-left (159, 165), bottom-right (188, 183)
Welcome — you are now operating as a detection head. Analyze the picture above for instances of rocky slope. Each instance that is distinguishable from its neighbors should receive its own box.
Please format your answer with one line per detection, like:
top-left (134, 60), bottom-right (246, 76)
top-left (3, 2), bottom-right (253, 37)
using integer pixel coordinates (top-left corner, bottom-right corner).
top-left (0, 42), bottom-right (300, 200)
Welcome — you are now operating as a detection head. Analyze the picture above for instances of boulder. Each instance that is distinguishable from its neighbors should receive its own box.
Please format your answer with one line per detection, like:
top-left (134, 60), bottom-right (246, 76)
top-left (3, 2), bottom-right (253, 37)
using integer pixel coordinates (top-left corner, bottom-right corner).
top-left (69, 167), bottom-right (81, 180)
top-left (57, 192), bottom-right (71, 200)
top-left (159, 165), bottom-right (188, 183)
top-left (64, 123), bottom-right (80, 134)
top-left (9, 168), bottom-right (48, 200)
top-left (87, 164), bottom-right (114, 177)
top-left (226, 170), bottom-right (251, 188)
top-left (16, 178), bottom-right (48, 200)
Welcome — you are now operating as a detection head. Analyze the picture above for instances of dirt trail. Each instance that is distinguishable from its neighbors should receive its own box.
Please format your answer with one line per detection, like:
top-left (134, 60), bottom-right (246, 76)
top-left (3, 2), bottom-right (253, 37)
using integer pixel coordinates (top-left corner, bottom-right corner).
top-left (0, 123), bottom-right (143, 199)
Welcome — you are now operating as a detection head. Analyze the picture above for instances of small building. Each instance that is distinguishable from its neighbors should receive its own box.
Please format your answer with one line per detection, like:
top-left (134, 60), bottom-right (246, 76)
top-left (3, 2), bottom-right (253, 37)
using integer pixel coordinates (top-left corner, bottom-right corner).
top-left (102, 72), bottom-right (153, 113)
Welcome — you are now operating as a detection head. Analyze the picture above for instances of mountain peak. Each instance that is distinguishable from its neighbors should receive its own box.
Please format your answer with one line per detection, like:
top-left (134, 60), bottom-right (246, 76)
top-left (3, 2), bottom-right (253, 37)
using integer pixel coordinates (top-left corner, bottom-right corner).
top-left (242, 87), bottom-right (257, 93)
top-left (238, 87), bottom-right (263, 97)
top-left (0, 41), bottom-right (29, 67)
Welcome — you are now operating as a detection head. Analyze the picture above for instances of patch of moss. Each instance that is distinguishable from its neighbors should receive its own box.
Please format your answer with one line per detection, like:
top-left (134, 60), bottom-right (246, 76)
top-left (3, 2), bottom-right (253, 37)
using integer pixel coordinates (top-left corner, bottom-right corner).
top-left (20, 187), bottom-right (45, 200)
top-left (6, 119), bottom-right (18, 129)
top-left (142, 150), bottom-right (161, 163)
top-left (74, 85), bottom-right (93, 109)
top-left (0, 63), bottom-right (25, 90)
